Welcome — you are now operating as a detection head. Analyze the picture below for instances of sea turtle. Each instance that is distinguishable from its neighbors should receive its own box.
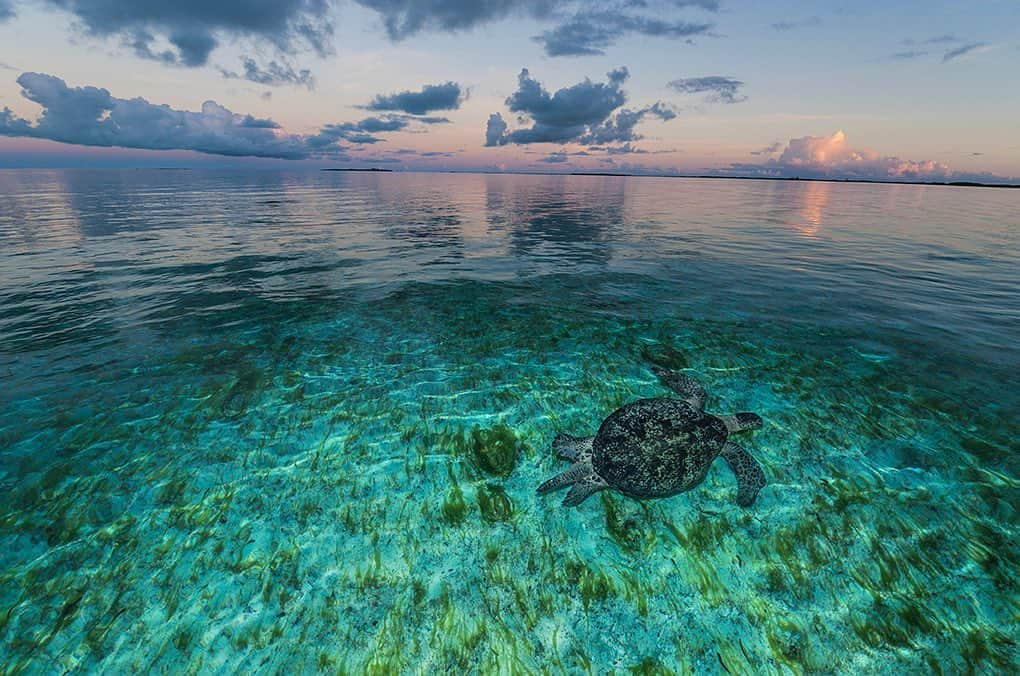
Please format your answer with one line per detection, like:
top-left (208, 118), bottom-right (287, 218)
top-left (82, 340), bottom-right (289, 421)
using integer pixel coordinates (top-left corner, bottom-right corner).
top-left (537, 368), bottom-right (767, 507)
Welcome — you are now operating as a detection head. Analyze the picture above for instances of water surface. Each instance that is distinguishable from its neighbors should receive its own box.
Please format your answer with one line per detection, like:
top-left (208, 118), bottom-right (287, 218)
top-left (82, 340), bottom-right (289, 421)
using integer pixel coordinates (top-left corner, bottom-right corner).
top-left (1, 170), bottom-right (1017, 672)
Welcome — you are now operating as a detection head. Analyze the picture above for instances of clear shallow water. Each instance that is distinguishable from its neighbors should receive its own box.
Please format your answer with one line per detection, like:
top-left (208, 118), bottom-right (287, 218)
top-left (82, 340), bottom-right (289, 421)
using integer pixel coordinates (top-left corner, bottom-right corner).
top-left (0, 169), bottom-right (1017, 672)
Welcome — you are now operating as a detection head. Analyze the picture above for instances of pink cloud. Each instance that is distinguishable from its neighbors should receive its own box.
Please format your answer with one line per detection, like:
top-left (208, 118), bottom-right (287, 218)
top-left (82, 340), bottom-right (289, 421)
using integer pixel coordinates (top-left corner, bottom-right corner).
top-left (775, 130), bottom-right (951, 179)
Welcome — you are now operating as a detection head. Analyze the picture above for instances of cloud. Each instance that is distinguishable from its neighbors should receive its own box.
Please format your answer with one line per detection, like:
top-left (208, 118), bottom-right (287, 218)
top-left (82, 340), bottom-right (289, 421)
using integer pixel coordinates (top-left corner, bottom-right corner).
top-left (0, 0), bottom-right (14, 21)
top-left (485, 113), bottom-right (509, 147)
top-left (771, 16), bottom-right (821, 31)
top-left (597, 142), bottom-right (649, 155)
top-left (539, 152), bottom-right (568, 163)
top-left (0, 72), bottom-right (436, 159)
top-left (220, 57), bottom-right (315, 89)
top-left (942, 42), bottom-right (988, 63)
top-left (668, 75), bottom-right (746, 104)
top-left (353, 0), bottom-right (554, 40)
top-left (750, 141), bottom-right (782, 156)
top-left (36, 0), bottom-right (333, 67)
top-left (355, 0), bottom-right (716, 54)
top-left (719, 131), bottom-right (954, 181)
top-left (486, 67), bottom-right (628, 146)
top-left (365, 81), bottom-right (464, 114)
top-left (306, 113), bottom-right (447, 146)
top-left (891, 50), bottom-right (927, 60)
top-left (485, 67), bottom-right (676, 148)
top-left (0, 72), bottom-right (313, 157)
top-left (533, 10), bottom-right (712, 57)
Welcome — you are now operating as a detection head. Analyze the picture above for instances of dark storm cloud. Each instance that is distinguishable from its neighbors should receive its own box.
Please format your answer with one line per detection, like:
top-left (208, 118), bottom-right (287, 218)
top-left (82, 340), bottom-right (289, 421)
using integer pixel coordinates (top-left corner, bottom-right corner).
top-left (942, 42), bottom-right (987, 63)
top-left (668, 75), bottom-right (746, 104)
top-left (220, 58), bottom-right (315, 89)
top-left (0, 72), bottom-right (430, 159)
top-left (38, 0), bottom-right (333, 67)
top-left (485, 67), bottom-right (676, 148)
top-left (533, 11), bottom-right (712, 57)
top-left (364, 81), bottom-right (464, 114)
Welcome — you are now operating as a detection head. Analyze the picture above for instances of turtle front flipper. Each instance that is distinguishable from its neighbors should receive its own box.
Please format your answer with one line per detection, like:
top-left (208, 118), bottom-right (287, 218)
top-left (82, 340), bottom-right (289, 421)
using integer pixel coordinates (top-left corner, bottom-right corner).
top-left (720, 441), bottom-right (766, 507)
top-left (552, 434), bottom-right (594, 462)
top-left (651, 366), bottom-right (706, 410)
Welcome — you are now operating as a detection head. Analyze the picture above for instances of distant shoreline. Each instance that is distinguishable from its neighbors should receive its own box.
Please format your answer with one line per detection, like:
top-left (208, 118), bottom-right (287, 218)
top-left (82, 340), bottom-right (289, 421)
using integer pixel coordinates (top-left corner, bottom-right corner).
top-left (2, 165), bottom-right (1015, 189)
top-left (568, 172), bottom-right (1020, 189)
top-left (317, 167), bottom-right (1019, 189)
top-left (321, 167), bottom-right (394, 173)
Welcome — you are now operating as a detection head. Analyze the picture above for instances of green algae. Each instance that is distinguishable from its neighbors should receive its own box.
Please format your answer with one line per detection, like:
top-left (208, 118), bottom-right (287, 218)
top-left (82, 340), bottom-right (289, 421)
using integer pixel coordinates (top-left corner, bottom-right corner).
top-left (476, 483), bottom-right (514, 522)
top-left (440, 479), bottom-right (468, 526)
top-left (639, 341), bottom-right (690, 372)
top-left (563, 559), bottom-right (616, 610)
top-left (601, 493), bottom-right (652, 553)
top-left (465, 423), bottom-right (522, 478)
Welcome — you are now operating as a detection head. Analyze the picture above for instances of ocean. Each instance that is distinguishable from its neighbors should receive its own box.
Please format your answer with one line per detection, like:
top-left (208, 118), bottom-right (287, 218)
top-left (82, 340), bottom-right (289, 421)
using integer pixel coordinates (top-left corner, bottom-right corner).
top-left (1, 169), bottom-right (1017, 672)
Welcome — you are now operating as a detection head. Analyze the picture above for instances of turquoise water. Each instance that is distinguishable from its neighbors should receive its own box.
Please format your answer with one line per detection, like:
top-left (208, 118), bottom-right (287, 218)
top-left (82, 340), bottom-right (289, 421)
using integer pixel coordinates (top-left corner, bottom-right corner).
top-left (0, 170), bottom-right (1017, 672)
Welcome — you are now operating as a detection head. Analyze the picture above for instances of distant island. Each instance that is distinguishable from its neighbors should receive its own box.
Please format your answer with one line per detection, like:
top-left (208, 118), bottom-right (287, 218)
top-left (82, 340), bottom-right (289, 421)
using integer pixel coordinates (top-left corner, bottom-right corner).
top-left (317, 166), bottom-right (1017, 188)
top-left (321, 167), bottom-right (394, 172)
top-left (567, 173), bottom-right (1020, 189)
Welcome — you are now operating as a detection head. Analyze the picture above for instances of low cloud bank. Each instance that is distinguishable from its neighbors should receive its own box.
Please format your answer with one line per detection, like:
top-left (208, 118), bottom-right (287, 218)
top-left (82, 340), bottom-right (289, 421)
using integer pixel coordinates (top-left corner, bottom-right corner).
top-left (719, 130), bottom-right (1013, 182)
top-left (0, 72), bottom-right (436, 159)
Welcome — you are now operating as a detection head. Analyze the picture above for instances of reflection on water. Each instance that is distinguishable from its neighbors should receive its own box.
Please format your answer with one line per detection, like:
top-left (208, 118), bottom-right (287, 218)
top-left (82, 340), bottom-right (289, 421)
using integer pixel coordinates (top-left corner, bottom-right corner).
top-left (485, 174), bottom-right (625, 267)
top-left (0, 170), bottom-right (1018, 672)
top-left (789, 180), bottom-right (830, 237)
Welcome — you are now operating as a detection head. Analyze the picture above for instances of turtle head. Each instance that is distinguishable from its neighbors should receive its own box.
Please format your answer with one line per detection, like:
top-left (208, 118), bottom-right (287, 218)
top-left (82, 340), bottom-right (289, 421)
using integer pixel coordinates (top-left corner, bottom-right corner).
top-left (721, 412), bottom-right (762, 433)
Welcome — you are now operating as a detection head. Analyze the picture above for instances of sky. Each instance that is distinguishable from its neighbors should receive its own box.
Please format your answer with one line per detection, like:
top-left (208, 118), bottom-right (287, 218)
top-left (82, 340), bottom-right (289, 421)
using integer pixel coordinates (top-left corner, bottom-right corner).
top-left (0, 0), bottom-right (1018, 181)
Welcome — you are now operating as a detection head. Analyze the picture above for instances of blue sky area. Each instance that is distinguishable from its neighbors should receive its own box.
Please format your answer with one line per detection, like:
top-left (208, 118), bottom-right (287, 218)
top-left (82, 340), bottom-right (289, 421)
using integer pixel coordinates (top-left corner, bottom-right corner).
top-left (0, 1), bottom-right (1017, 180)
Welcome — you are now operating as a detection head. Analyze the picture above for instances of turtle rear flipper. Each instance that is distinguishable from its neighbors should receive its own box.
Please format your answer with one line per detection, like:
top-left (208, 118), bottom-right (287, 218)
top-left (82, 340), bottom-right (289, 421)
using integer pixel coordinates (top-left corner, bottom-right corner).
top-left (537, 457), bottom-right (608, 507)
top-left (536, 461), bottom-right (590, 493)
top-left (720, 441), bottom-right (766, 507)
top-left (651, 366), bottom-right (706, 410)
top-left (562, 475), bottom-right (608, 506)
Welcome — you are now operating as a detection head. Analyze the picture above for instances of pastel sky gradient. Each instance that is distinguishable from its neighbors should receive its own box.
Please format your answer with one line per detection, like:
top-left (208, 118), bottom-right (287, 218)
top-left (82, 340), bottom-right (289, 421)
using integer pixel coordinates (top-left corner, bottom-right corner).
top-left (0, 0), bottom-right (1018, 181)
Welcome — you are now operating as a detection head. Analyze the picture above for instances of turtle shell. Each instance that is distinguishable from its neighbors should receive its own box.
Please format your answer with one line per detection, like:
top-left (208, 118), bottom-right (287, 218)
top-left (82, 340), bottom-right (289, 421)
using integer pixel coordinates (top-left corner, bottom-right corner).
top-left (592, 397), bottom-right (728, 498)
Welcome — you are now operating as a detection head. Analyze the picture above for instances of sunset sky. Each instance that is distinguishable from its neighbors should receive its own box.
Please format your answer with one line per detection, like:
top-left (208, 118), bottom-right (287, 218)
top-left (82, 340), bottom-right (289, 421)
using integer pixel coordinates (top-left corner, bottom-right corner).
top-left (1, 1), bottom-right (1018, 181)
